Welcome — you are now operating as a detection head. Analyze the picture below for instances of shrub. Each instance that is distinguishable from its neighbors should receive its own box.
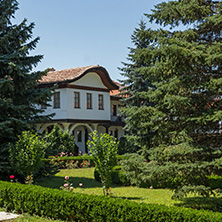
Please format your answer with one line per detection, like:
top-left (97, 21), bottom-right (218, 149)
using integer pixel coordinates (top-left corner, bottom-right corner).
top-left (120, 153), bottom-right (150, 188)
top-left (207, 175), bottom-right (222, 189)
top-left (1, 181), bottom-right (222, 221)
top-left (121, 144), bottom-right (222, 198)
top-left (94, 166), bottom-right (130, 186)
top-left (44, 124), bottom-right (75, 157)
top-left (87, 131), bottom-right (118, 195)
top-left (118, 136), bottom-right (139, 155)
top-left (9, 131), bottom-right (46, 180)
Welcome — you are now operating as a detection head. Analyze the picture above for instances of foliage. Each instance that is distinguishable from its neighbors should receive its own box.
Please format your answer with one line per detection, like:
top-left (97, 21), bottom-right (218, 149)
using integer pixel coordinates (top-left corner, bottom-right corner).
top-left (120, 153), bottom-right (150, 187)
top-left (120, 0), bottom-right (222, 153)
top-left (94, 166), bottom-right (130, 186)
top-left (118, 136), bottom-right (139, 155)
top-left (87, 131), bottom-right (118, 195)
top-left (121, 143), bottom-right (222, 198)
top-left (1, 181), bottom-right (222, 222)
top-left (0, 0), bottom-right (53, 178)
top-left (119, 20), bottom-right (155, 151)
top-left (44, 124), bottom-right (75, 157)
top-left (148, 143), bottom-right (222, 199)
top-left (9, 131), bottom-right (46, 180)
top-left (34, 158), bottom-right (59, 178)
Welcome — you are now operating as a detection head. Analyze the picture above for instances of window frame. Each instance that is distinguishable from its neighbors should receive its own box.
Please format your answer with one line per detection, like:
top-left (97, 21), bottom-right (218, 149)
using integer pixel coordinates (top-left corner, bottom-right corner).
top-left (98, 94), bottom-right (104, 110)
top-left (74, 91), bottom-right (80, 108)
top-left (86, 93), bottom-right (92, 109)
top-left (53, 92), bottom-right (60, 109)
top-left (112, 104), bottom-right (117, 116)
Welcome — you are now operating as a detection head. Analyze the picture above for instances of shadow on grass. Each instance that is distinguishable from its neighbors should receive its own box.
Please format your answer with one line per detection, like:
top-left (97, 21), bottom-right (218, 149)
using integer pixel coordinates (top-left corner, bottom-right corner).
top-left (174, 196), bottom-right (222, 212)
top-left (113, 196), bottom-right (141, 201)
top-left (37, 176), bottom-right (103, 189)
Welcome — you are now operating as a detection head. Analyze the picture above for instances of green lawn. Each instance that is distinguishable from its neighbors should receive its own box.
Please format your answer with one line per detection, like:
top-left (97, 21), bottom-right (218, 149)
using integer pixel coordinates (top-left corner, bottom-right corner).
top-left (37, 167), bottom-right (181, 206)
top-left (37, 168), bottom-right (222, 212)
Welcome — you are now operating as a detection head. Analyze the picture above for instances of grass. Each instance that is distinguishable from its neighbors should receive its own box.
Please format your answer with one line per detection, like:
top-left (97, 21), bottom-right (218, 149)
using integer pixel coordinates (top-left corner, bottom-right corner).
top-left (37, 167), bottom-right (181, 206)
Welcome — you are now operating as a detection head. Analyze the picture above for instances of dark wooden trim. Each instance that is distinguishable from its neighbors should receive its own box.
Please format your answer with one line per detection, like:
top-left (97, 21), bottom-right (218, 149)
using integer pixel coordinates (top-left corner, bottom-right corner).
top-left (66, 84), bottom-right (110, 92)
top-left (42, 118), bottom-right (125, 127)
top-left (47, 119), bottom-right (111, 124)
top-left (110, 96), bottom-right (120, 101)
top-left (37, 82), bottom-right (110, 92)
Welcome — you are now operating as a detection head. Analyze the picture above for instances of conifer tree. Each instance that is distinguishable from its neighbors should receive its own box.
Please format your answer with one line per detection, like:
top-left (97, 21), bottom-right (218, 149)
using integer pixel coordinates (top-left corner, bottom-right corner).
top-left (121, 0), bottom-right (222, 152)
top-left (0, 0), bottom-right (53, 178)
top-left (119, 20), bottom-right (155, 149)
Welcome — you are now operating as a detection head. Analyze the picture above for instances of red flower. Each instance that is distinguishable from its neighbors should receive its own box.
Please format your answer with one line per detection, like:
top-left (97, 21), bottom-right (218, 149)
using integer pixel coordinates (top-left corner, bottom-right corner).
top-left (10, 175), bottom-right (14, 179)
top-left (55, 155), bottom-right (58, 158)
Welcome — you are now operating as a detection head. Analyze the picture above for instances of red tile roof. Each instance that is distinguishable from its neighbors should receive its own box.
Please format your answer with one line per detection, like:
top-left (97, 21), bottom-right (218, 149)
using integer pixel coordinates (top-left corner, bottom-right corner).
top-left (39, 65), bottom-right (119, 90)
top-left (40, 65), bottom-right (98, 84)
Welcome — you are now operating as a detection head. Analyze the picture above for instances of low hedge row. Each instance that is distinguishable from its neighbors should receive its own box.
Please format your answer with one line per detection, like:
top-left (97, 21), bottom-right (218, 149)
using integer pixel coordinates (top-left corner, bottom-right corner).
top-left (1, 181), bottom-right (222, 221)
top-left (45, 155), bottom-right (127, 169)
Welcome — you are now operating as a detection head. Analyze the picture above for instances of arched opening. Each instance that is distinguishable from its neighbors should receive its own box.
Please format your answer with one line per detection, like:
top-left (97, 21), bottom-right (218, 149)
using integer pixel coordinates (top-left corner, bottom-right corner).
top-left (69, 123), bottom-right (93, 154)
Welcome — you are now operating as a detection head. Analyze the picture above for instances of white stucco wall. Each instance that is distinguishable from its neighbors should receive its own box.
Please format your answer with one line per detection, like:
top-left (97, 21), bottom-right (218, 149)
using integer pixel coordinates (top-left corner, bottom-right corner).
top-left (71, 72), bottom-right (107, 89)
top-left (39, 72), bottom-right (111, 121)
top-left (66, 88), bottom-right (110, 120)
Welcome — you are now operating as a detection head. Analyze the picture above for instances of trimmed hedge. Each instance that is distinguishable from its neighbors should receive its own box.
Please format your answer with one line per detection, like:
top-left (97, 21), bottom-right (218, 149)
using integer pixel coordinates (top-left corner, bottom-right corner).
top-left (1, 181), bottom-right (222, 221)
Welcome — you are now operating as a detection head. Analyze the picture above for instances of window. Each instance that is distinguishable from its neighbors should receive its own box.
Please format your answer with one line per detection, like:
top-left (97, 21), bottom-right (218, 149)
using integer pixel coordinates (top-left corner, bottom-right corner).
top-left (86, 93), bottom-right (92, 109)
top-left (98, 94), bottom-right (104, 110)
top-left (112, 104), bottom-right (117, 116)
top-left (77, 130), bottom-right (82, 142)
top-left (53, 92), bottom-right (60, 108)
top-left (74, 92), bottom-right (80, 108)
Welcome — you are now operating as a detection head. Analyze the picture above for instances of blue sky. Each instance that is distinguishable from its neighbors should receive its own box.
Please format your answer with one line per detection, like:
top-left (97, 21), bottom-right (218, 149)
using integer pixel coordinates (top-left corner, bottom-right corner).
top-left (14, 0), bottom-right (164, 81)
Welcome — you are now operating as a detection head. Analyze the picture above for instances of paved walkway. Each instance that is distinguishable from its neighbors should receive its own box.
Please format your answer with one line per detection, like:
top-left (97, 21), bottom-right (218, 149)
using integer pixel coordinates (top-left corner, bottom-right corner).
top-left (0, 212), bottom-right (20, 221)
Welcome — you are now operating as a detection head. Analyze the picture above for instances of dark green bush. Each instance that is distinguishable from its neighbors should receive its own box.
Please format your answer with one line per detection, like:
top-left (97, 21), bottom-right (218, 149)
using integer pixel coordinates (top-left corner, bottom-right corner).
top-left (120, 145), bottom-right (222, 197)
top-left (207, 175), bottom-right (222, 189)
top-left (44, 124), bottom-right (75, 157)
top-left (94, 166), bottom-right (130, 186)
top-left (118, 136), bottom-right (139, 155)
top-left (1, 181), bottom-right (222, 221)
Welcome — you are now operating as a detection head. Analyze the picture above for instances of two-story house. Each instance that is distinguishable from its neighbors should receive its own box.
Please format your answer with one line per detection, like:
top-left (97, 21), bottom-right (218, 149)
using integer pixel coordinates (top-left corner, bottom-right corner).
top-left (36, 65), bottom-right (124, 153)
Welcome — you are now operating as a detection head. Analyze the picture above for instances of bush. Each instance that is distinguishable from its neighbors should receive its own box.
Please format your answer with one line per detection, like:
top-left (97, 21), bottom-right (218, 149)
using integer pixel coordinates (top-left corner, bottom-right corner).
top-left (207, 175), bottom-right (222, 189)
top-left (9, 131), bottom-right (46, 180)
top-left (120, 153), bottom-right (150, 188)
top-left (44, 124), bottom-right (75, 157)
top-left (118, 136), bottom-right (139, 155)
top-left (94, 166), bottom-right (130, 186)
top-left (121, 144), bottom-right (222, 198)
top-left (1, 181), bottom-right (222, 221)
top-left (87, 131), bottom-right (118, 195)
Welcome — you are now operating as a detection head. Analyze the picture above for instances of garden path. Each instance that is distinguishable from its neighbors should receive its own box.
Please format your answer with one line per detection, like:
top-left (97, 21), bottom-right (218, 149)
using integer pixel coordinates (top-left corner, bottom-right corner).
top-left (0, 211), bottom-right (19, 221)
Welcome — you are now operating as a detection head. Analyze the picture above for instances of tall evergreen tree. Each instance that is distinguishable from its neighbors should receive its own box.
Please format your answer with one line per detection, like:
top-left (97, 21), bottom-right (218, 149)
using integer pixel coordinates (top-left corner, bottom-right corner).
top-left (0, 0), bottom-right (53, 178)
top-left (119, 20), bottom-right (155, 149)
top-left (120, 0), bottom-right (222, 153)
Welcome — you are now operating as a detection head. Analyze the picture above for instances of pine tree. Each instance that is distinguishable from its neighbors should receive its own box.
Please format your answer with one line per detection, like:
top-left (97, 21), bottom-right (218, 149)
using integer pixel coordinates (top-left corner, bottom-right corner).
top-left (120, 0), bottom-right (222, 198)
top-left (0, 0), bottom-right (53, 178)
top-left (121, 0), bottom-right (222, 152)
top-left (119, 20), bottom-right (155, 149)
